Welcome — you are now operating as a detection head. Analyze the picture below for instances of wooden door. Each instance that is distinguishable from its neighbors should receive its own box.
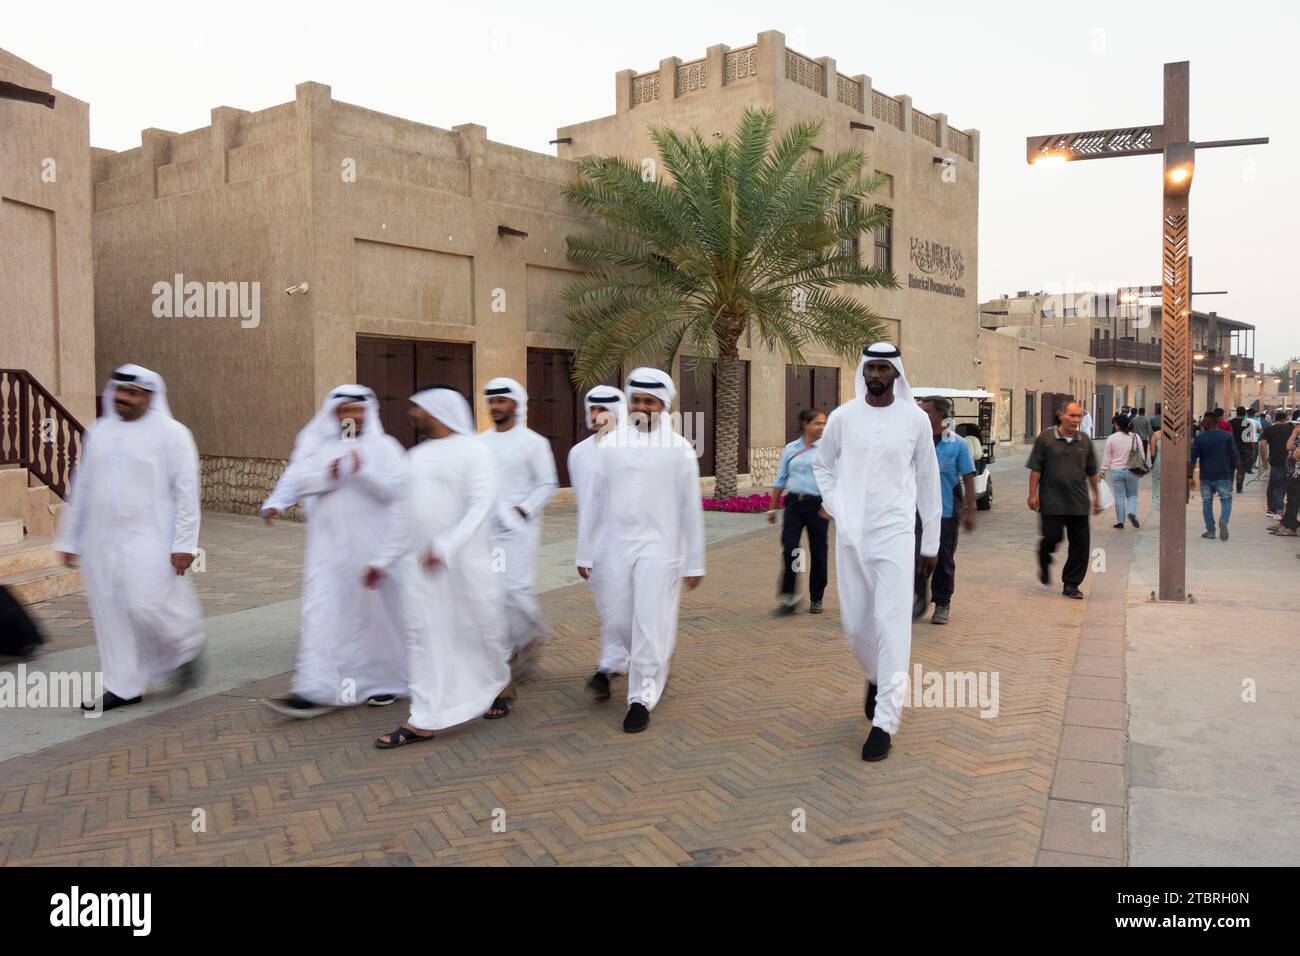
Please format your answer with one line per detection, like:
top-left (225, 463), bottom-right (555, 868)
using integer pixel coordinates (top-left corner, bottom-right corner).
top-left (526, 347), bottom-right (580, 487)
top-left (357, 336), bottom-right (473, 448)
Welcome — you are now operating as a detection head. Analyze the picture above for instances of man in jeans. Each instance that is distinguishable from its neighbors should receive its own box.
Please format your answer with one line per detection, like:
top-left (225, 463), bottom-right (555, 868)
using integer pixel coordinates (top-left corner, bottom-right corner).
top-left (1190, 412), bottom-right (1241, 541)
top-left (1027, 402), bottom-right (1103, 599)
top-left (1261, 410), bottom-right (1295, 519)
top-left (917, 396), bottom-right (976, 625)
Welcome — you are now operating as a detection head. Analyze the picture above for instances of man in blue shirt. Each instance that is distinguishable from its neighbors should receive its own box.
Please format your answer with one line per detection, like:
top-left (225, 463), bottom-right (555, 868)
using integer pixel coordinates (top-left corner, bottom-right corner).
top-left (1190, 412), bottom-right (1242, 540)
top-left (767, 408), bottom-right (829, 615)
top-left (916, 396), bottom-right (977, 624)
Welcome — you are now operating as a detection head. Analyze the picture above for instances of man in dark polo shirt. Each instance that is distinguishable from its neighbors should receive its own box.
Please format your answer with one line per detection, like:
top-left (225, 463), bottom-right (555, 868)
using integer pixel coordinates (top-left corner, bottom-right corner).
top-left (1026, 401), bottom-right (1103, 599)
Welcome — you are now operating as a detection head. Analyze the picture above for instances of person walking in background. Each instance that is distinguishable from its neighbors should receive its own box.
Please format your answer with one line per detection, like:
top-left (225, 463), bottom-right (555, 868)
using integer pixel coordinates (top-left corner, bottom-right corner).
top-left (1190, 412), bottom-right (1241, 541)
top-left (1131, 407), bottom-right (1152, 446)
top-left (1268, 432), bottom-right (1300, 539)
top-left (1229, 406), bottom-right (1251, 492)
top-left (1261, 410), bottom-right (1295, 519)
top-left (1027, 401), bottom-right (1103, 600)
top-left (1241, 408), bottom-right (1262, 480)
top-left (1100, 412), bottom-right (1146, 530)
top-left (1080, 407), bottom-right (1094, 439)
top-left (1214, 408), bottom-right (1232, 434)
top-left (1150, 403), bottom-right (1162, 433)
top-left (916, 396), bottom-right (976, 625)
top-left (768, 408), bottom-right (829, 616)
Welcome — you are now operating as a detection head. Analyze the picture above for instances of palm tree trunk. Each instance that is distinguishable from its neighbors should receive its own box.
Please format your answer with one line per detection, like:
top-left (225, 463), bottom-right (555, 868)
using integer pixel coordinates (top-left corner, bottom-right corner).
top-left (714, 346), bottom-right (742, 499)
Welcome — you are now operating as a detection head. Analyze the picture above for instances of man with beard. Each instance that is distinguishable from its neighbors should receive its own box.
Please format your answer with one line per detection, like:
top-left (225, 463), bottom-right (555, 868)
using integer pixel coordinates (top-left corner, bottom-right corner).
top-left (812, 343), bottom-right (941, 762)
top-left (55, 365), bottom-right (204, 711)
top-left (478, 378), bottom-right (558, 680)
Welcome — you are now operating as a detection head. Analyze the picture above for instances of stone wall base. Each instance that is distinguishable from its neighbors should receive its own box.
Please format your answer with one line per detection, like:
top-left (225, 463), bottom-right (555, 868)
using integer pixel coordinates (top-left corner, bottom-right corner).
top-left (201, 455), bottom-right (302, 521)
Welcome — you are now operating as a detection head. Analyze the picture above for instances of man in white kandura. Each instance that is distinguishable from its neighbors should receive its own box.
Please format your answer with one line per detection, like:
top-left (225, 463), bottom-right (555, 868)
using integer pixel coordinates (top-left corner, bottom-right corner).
top-left (478, 377), bottom-right (558, 679)
top-left (370, 387), bottom-right (514, 749)
top-left (56, 364), bottom-right (204, 712)
top-left (260, 385), bottom-right (408, 718)
top-left (567, 385), bottom-right (628, 701)
top-left (576, 368), bottom-right (705, 733)
top-left (813, 343), bottom-right (941, 762)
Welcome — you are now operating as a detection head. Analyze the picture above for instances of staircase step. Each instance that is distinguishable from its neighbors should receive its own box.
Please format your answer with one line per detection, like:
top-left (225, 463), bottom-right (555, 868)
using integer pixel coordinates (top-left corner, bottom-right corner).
top-left (24, 485), bottom-right (55, 537)
top-left (1, 565), bottom-right (82, 606)
top-left (0, 535), bottom-right (60, 578)
top-left (0, 469), bottom-right (28, 522)
top-left (0, 518), bottom-right (22, 547)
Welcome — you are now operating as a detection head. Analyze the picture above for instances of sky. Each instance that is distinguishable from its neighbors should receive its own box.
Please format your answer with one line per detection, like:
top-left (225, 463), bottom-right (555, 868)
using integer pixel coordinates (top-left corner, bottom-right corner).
top-left (7, 0), bottom-right (1296, 369)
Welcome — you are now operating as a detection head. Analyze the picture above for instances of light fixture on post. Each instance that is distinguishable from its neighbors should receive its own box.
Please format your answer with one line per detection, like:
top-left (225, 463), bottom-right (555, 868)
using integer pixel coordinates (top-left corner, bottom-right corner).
top-left (497, 225), bottom-right (528, 239)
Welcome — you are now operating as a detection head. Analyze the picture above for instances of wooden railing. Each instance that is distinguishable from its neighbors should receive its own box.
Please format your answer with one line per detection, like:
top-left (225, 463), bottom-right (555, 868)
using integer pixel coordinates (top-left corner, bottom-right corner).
top-left (0, 369), bottom-right (86, 500)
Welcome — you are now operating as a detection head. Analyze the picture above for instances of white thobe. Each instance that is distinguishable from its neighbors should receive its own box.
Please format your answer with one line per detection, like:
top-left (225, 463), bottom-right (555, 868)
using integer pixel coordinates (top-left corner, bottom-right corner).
top-left (813, 398), bottom-right (941, 735)
top-left (576, 423), bottom-right (705, 709)
top-left (477, 424), bottom-right (558, 654)
top-left (55, 412), bottom-right (204, 699)
top-left (569, 432), bottom-right (628, 674)
top-left (374, 435), bottom-right (511, 730)
top-left (279, 434), bottom-right (409, 705)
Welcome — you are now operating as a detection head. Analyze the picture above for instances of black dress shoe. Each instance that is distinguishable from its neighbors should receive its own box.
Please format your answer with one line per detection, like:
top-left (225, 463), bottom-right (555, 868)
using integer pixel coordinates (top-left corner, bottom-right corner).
top-left (82, 691), bottom-right (142, 713)
top-left (585, 671), bottom-right (611, 701)
top-left (1038, 562), bottom-right (1050, 586)
top-left (1128, 514), bottom-right (1140, 529)
top-left (1062, 586), bottom-right (1084, 599)
top-left (864, 682), bottom-right (877, 720)
top-left (623, 702), bottom-right (650, 733)
top-left (861, 726), bottom-right (892, 761)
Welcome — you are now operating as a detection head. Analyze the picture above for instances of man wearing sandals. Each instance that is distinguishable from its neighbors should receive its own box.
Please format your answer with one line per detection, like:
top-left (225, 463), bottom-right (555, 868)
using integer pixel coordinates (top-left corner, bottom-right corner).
top-left (369, 388), bottom-right (514, 749)
top-left (813, 343), bottom-right (941, 763)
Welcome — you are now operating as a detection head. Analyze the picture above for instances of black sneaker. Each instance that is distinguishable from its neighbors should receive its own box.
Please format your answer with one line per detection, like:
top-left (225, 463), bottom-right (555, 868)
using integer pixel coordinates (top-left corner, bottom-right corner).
top-left (864, 681), bottom-right (877, 720)
top-left (367, 694), bottom-right (398, 707)
top-left (1219, 520), bottom-right (1229, 541)
top-left (1038, 561), bottom-right (1050, 586)
top-left (1113, 522), bottom-right (1124, 529)
top-left (1201, 530), bottom-right (1216, 539)
top-left (81, 691), bottom-right (142, 713)
top-left (772, 599), bottom-right (797, 617)
top-left (808, 600), bottom-right (824, 614)
top-left (1062, 586), bottom-right (1084, 600)
top-left (861, 726), bottom-right (892, 762)
top-left (1128, 514), bottom-right (1140, 529)
top-left (623, 702), bottom-right (650, 733)
top-left (584, 671), bottom-right (612, 701)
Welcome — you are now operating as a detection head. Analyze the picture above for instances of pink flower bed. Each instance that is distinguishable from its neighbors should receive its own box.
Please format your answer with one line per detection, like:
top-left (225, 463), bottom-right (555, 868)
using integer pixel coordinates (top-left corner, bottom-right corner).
top-left (701, 493), bottom-right (784, 513)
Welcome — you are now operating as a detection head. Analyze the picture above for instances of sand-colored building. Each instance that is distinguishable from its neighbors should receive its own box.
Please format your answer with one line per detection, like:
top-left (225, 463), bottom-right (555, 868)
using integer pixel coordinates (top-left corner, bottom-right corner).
top-left (1, 49), bottom-right (95, 424)
top-left (84, 31), bottom-right (992, 508)
top-left (1, 49), bottom-right (93, 602)
top-left (979, 290), bottom-right (1257, 426)
top-left (557, 31), bottom-right (983, 474)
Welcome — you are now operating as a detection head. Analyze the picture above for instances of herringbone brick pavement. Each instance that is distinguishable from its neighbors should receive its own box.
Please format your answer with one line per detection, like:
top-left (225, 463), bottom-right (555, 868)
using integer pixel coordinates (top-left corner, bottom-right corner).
top-left (0, 501), bottom-right (1112, 866)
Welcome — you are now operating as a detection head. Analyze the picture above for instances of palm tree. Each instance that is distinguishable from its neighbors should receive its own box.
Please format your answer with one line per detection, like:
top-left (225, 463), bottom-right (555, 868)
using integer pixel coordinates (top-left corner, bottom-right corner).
top-left (561, 107), bottom-right (896, 498)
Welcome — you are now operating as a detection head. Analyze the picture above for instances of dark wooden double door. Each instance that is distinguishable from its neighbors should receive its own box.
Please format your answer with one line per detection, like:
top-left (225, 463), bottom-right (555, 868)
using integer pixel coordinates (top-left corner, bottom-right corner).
top-left (784, 365), bottom-right (841, 444)
top-left (356, 336), bottom-right (474, 449)
top-left (679, 360), bottom-right (750, 477)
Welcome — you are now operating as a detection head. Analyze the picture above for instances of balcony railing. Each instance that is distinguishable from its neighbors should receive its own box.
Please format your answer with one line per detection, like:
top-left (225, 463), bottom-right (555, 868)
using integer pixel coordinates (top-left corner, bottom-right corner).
top-left (1090, 340), bottom-right (1254, 373)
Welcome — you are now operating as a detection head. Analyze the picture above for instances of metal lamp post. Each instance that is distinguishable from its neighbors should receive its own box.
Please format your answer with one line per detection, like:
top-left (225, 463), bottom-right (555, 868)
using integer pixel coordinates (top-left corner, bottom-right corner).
top-left (1027, 62), bottom-right (1267, 601)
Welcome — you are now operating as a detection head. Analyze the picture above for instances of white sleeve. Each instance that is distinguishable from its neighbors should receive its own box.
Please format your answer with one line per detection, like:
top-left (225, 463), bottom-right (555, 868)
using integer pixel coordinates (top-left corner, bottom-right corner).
top-left (428, 453), bottom-right (497, 568)
top-left (679, 444), bottom-right (706, 577)
top-left (520, 434), bottom-right (559, 517)
top-left (575, 444), bottom-right (606, 570)
top-left (348, 438), bottom-right (407, 505)
top-left (261, 461), bottom-right (300, 514)
top-left (170, 425), bottom-right (202, 555)
top-left (914, 416), bottom-right (942, 558)
top-left (812, 412), bottom-right (841, 519)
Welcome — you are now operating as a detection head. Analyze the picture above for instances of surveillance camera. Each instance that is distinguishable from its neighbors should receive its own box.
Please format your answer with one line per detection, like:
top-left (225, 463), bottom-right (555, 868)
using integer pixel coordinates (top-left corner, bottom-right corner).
top-left (285, 282), bottom-right (309, 295)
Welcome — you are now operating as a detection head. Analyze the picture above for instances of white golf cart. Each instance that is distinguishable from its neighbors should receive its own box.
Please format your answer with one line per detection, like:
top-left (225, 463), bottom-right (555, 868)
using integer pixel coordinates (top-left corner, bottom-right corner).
top-left (912, 387), bottom-right (996, 511)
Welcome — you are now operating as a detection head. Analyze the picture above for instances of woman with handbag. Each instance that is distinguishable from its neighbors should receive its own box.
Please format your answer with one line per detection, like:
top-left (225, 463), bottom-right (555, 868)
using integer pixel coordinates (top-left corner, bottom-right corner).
top-left (1100, 413), bottom-right (1147, 529)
